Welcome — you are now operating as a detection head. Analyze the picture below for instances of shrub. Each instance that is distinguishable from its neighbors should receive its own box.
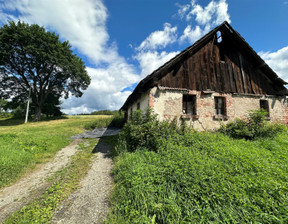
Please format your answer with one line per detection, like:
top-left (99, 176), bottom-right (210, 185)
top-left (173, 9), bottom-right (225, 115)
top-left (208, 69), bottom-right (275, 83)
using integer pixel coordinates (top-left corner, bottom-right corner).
top-left (108, 112), bottom-right (125, 128)
top-left (12, 106), bottom-right (25, 118)
top-left (116, 108), bottom-right (177, 154)
top-left (83, 117), bottom-right (113, 130)
top-left (83, 112), bottom-right (125, 130)
top-left (219, 109), bottom-right (286, 140)
top-left (0, 112), bottom-right (11, 119)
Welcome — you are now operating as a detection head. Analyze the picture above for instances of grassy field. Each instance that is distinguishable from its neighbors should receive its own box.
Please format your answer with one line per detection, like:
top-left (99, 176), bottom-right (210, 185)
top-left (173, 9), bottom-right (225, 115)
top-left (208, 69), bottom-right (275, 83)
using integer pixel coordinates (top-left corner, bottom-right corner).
top-left (106, 111), bottom-right (288, 224)
top-left (0, 115), bottom-right (113, 188)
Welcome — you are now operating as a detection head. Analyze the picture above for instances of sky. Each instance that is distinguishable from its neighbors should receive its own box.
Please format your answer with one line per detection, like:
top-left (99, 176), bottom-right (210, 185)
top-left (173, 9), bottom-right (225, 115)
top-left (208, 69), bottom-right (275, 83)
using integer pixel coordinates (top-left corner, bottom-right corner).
top-left (0, 0), bottom-right (287, 114)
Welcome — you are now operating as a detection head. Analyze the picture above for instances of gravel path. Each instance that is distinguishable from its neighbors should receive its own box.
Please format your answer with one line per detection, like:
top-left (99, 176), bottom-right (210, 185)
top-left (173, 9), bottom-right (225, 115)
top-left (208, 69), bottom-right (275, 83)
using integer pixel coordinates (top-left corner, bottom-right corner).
top-left (0, 139), bottom-right (82, 223)
top-left (52, 139), bottom-right (113, 224)
top-left (71, 127), bottom-right (122, 139)
top-left (0, 127), bottom-right (117, 223)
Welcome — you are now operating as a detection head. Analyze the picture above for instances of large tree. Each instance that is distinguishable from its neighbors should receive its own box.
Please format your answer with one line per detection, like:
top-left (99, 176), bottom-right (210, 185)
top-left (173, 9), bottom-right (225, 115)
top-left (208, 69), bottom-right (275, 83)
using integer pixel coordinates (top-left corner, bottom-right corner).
top-left (0, 21), bottom-right (90, 121)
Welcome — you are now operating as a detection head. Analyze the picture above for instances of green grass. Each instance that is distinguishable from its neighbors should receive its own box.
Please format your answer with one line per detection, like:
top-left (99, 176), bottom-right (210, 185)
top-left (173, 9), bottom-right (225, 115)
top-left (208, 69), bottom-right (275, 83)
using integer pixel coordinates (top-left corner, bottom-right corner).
top-left (5, 138), bottom-right (97, 224)
top-left (0, 115), bottom-right (112, 188)
top-left (106, 130), bottom-right (288, 223)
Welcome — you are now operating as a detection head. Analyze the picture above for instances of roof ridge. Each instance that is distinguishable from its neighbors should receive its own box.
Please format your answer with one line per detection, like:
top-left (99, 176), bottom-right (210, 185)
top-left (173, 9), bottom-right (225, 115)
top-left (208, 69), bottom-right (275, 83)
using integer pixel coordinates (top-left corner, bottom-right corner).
top-left (120, 21), bottom-right (287, 111)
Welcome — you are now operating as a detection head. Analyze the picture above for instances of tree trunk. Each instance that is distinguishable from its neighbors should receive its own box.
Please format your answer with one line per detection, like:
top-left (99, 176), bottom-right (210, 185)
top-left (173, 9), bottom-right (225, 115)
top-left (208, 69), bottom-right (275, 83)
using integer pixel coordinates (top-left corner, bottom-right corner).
top-left (34, 106), bottom-right (42, 121)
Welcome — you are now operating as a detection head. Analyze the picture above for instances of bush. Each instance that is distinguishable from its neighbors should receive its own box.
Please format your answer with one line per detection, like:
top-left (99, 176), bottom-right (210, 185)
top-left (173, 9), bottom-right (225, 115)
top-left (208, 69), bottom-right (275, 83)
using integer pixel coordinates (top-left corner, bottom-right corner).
top-left (12, 106), bottom-right (25, 118)
top-left (108, 112), bottom-right (125, 128)
top-left (83, 117), bottom-right (114, 130)
top-left (219, 109), bottom-right (286, 140)
top-left (83, 113), bottom-right (125, 130)
top-left (0, 112), bottom-right (11, 119)
top-left (116, 108), bottom-right (177, 154)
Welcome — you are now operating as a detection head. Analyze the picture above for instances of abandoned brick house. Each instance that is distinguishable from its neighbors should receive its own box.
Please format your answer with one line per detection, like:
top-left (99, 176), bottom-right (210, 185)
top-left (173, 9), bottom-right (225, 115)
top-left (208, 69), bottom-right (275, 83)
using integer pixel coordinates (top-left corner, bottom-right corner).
top-left (121, 21), bottom-right (288, 131)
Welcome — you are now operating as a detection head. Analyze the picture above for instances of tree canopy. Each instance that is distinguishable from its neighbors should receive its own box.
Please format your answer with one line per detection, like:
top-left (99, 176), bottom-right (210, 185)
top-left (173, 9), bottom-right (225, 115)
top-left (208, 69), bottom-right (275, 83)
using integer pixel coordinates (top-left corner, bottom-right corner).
top-left (0, 21), bottom-right (90, 121)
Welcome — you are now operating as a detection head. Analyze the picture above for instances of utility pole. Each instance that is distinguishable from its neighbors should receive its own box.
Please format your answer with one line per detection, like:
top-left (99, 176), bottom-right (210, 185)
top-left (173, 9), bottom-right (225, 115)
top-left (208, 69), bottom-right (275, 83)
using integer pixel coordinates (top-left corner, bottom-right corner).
top-left (25, 86), bottom-right (31, 123)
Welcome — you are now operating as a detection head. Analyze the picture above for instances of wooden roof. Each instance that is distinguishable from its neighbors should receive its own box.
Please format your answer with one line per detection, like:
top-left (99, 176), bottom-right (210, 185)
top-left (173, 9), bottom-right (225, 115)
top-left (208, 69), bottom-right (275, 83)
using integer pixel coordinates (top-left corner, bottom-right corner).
top-left (121, 21), bottom-right (287, 111)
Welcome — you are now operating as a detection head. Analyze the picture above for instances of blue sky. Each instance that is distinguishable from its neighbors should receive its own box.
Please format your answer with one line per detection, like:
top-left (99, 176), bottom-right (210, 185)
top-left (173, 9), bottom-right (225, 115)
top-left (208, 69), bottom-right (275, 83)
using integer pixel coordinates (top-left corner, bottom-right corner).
top-left (0, 0), bottom-right (287, 114)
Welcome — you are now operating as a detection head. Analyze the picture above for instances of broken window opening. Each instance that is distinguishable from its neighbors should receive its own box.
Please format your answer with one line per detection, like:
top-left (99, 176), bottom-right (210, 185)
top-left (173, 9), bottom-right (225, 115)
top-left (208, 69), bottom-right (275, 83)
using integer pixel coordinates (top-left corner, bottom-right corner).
top-left (216, 31), bottom-right (222, 43)
top-left (182, 95), bottom-right (197, 115)
top-left (260, 100), bottom-right (269, 116)
top-left (137, 102), bottom-right (140, 110)
top-left (214, 97), bottom-right (226, 116)
top-left (216, 31), bottom-right (225, 61)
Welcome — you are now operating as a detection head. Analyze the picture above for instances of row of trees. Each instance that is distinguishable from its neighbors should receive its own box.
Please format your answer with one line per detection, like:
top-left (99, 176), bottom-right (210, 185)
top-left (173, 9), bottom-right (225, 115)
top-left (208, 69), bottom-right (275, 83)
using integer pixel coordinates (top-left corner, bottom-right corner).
top-left (0, 96), bottom-right (62, 119)
top-left (0, 21), bottom-right (91, 121)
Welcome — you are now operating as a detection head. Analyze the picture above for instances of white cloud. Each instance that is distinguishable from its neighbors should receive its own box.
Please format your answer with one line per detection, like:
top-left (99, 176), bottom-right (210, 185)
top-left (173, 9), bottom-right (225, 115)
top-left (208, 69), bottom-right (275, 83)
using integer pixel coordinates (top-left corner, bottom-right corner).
top-left (137, 23), bottom-right (177, 51)
top-left (259, 46), bottom-right (288, 82)
top-left (61, 59), bottom-right (140, 113)
top-left (176, 3), bottom-right (191, 19)
top-left (0, 0), bottom-right (141, 114)
top-left (179, 0), bottom-right (231, 44)
top-left (133, 0), bottom-right (231, 81)
top-left (214, 0), bottom-right (230, 25)
top-left (0, 0), bottom-right (116, 64)
top-left (134, 50), bottom-right (179, 77)
top-left (179, 25), bottom-right (202, 44)
top-left (187, 0), bottom-right (230, 25)
top-left (134, 23), bottom-right (179, 78)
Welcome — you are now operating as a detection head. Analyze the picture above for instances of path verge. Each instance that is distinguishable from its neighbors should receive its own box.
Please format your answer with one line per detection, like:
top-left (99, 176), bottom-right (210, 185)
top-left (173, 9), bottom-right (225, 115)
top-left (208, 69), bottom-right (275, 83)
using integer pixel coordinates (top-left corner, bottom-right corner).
top-left (0, 139), bottom-right (81, 223)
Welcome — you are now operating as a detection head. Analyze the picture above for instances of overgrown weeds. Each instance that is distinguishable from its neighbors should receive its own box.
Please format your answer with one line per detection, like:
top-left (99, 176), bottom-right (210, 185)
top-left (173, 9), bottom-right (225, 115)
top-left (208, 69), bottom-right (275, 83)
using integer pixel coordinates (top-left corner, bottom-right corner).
top-left (218, 109), bottom-right (286, 140)
top-left (106, 108), bottom-right (288, 223)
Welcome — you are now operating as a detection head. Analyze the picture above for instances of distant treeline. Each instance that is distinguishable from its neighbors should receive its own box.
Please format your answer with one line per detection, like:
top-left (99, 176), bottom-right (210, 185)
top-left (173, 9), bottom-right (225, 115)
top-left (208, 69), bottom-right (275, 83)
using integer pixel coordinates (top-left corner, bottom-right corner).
top-left (78, 110), bottom-right (121, 116)
top-left (91, 110), bottom-right (120, 115)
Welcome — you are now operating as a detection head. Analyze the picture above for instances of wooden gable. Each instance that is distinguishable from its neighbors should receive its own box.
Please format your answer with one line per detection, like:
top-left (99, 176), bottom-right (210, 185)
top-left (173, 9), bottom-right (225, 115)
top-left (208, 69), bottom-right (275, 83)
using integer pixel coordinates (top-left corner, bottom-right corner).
top-left (157, 26), bottom-right (286, 95)
top-left (121, 22), bottom-right (287, 111)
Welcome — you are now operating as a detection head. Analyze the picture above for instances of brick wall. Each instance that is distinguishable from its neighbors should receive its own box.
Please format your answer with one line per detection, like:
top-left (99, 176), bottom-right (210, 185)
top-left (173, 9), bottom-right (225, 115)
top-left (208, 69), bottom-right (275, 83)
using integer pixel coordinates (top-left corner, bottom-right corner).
top-left (149, 87), bottom-right (288, 131)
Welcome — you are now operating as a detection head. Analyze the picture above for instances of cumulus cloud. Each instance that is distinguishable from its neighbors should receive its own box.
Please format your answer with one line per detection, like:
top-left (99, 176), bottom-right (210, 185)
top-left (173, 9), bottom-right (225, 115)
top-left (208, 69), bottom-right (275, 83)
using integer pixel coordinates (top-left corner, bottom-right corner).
top-left (187, 0), bottom-right (230, 25)
top-left (0, 0), bottom-right (140, 113)
top-left (137, 23), bottom-right (177, 51)
top-left (259, 46), bottom-right (288, 82)
top-left (176, 3), bottom-right (191, 20)
top-left (133, 0), bottom-right (231, 79)
top-left (178, 0), bottom-right (230, 44)
top-left (61, 62), bottom-right (139, 113)
top-left (179, 25), bottom-right (202, 43)
top-left (61, 62), bottom-right (139, 114)
top-left (0, 0), bottom-right (117, 64)
top-left (134, 51), bottom-right (179, 77)
top-left (134, 22), bottom-right (179, 77)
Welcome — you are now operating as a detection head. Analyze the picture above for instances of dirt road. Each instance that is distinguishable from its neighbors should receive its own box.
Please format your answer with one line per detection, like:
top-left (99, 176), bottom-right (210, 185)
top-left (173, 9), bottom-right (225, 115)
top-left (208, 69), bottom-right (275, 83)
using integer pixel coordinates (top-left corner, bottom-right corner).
top-left (0, 136), bottom-right (114, 224)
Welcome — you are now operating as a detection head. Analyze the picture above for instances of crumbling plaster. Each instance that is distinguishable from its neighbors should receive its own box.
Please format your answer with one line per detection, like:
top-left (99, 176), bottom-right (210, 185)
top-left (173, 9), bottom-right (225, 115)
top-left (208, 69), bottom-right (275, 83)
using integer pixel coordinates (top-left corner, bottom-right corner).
top-left (148, 87), bottom-right (288, 131)
top-left (127, 89), bottom-right (150, 119)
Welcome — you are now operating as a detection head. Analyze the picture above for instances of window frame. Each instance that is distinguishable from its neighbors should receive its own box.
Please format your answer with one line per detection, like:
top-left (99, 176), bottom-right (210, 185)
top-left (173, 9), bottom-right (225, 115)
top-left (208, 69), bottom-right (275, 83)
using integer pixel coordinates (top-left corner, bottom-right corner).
top-left (214, 96), bottom-right (228, 120)
top-left (260, 99), bottom-right (269, 117)
top-left (182, 94), bottom-right (198, 119)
